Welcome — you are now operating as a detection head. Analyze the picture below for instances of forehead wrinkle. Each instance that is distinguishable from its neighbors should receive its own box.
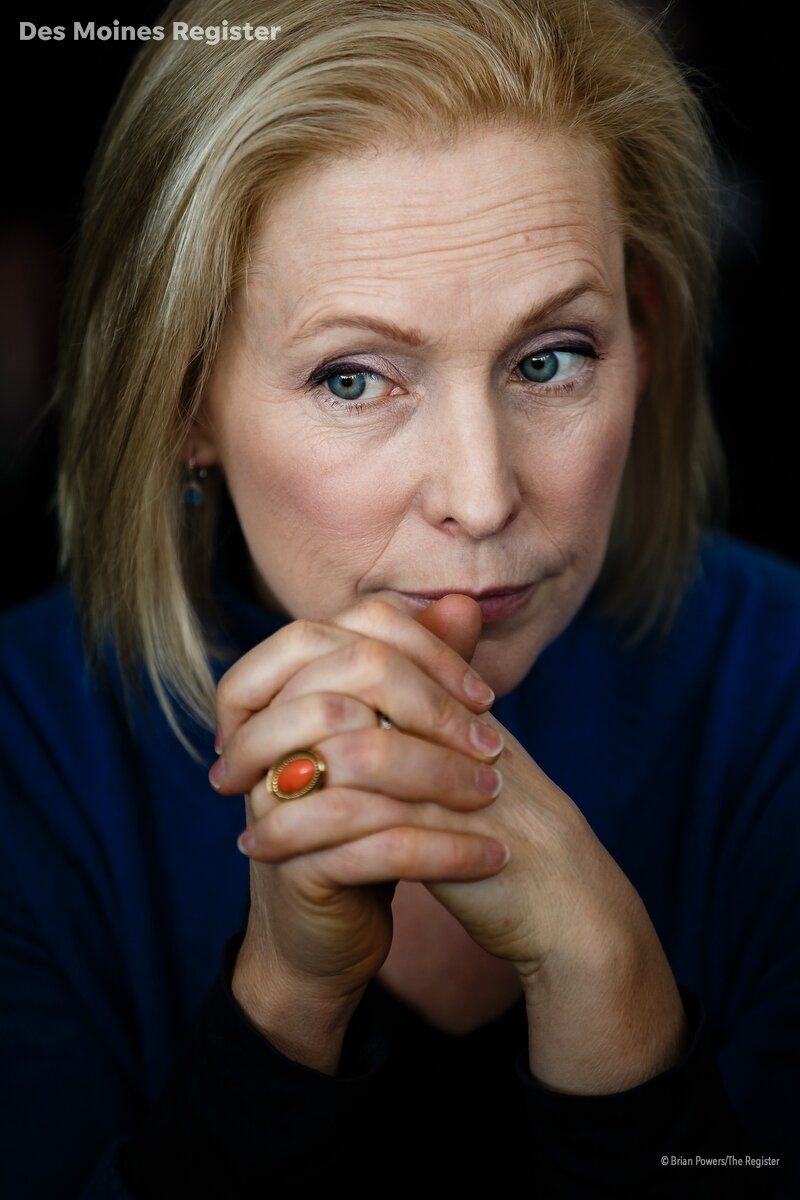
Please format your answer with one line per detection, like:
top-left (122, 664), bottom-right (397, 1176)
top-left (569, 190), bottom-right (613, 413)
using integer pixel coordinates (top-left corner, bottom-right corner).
top-left (320, 179), bottom-right (593, 226)
top-left (245, 126), bottom-right (616, 276)
top-left (241, 222), bottom-right (619, 345)
top-left (282, 253), bottom-right (616, 354)
top-left (279, 226), bottom-right (614, 308)
top-left (241, 152), bottom-right (620, 332)
top-left (248, 168), bottom-right (608, 273)
top-left (307, 197), bottom-right (605, 258)
top-left (250, 216), bottom-right (612, 300)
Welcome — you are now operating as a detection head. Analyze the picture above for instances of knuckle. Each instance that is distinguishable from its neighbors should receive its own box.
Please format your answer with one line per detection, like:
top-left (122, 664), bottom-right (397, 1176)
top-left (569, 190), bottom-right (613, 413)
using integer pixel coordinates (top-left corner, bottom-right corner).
top-left (215, 669), bottom-right (238, 711)
top-left (356, 597), bottom-right (400, 628)
top-left (260, 807), bottom-right (288, 853)
top-left (427, 685), bottom-right (459, 738)
top-left (442, 750), bottom-right (472, 796)
top-left (348, 636), bottom-right (392, 679)
top-left (246, 778), bottom-right (270, 822)
top-left (274, 618), bottom-right (322, 666)
top-left (317, 692), bottom-right (351, 731)
top-left (445, 833), bottom-right (474, 872)
top-left (284, 617), bottom-right (313, 645)
top-left (262, 807), bottom-right (317, 862)
top-left (288, 616), bottom-right (335, 651)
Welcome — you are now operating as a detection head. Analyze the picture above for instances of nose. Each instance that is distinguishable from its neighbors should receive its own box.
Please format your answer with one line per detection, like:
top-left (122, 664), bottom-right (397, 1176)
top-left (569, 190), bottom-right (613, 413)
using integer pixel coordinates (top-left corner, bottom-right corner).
top-left (419, 386), bottom-right (521, 539)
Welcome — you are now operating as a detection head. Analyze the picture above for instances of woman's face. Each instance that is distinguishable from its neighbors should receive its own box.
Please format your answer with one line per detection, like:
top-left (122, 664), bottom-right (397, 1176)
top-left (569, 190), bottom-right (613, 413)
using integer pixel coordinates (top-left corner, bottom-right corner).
top-left (194, 125), bottom-right (650, 696)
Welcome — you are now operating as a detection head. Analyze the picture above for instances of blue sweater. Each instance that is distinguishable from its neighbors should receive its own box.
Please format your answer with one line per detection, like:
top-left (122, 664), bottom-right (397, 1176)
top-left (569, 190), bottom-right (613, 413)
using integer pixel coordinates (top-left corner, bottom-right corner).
top-left (1, 529), bottom-right (798, 1198)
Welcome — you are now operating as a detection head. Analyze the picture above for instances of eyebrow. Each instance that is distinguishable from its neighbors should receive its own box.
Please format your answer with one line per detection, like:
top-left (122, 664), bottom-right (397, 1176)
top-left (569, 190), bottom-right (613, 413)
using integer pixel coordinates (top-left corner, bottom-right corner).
top-left (286, 278), bottom-right (615, 350)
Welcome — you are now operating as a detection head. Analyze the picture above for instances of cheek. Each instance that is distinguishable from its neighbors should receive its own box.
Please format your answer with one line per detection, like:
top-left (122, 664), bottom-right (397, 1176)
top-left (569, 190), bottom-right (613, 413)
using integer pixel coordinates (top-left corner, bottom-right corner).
top-left (527, 405), bottom-right (635, 543)
top-left (222, 413), bottom-right (407, 551)
top-left (581, 411), bottom-right (635, 507)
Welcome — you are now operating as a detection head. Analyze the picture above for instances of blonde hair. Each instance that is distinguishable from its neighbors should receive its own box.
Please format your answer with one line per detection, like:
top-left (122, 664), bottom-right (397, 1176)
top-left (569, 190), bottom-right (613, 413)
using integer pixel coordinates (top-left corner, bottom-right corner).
top-left (51, 0), bottom-right (727, 761)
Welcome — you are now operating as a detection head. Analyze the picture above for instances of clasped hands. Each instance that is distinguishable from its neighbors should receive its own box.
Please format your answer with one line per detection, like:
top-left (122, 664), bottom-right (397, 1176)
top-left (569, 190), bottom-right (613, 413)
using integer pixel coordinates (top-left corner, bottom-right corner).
top-left (212, 593), bottom-right (690, 1093)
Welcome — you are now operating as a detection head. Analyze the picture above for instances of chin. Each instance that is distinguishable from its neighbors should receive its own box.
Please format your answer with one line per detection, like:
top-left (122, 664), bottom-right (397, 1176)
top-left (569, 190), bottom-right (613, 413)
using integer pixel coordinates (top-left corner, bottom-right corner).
top-left (469, 630), bottom-right (544, 700)
top-left (470, 578), bottom-right (586, 695)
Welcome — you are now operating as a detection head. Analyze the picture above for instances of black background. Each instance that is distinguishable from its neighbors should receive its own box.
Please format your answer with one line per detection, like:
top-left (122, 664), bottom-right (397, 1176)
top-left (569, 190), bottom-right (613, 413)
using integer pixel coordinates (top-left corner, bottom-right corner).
top-left (1, 3), bottom-right (795, 614)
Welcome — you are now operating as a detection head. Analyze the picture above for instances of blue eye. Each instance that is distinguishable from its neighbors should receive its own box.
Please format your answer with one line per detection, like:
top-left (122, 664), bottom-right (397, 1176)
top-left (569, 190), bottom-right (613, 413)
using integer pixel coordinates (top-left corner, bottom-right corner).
top-left (324, 370), bottom-right (387, 401)
top-left (519, 348), bottom-right (589, 385)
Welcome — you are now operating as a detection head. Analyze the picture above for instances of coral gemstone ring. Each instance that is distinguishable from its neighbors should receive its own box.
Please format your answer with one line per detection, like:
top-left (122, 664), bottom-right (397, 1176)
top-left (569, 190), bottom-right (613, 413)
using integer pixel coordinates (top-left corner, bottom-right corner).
top-left (266, 749), bottom-right (327, 801)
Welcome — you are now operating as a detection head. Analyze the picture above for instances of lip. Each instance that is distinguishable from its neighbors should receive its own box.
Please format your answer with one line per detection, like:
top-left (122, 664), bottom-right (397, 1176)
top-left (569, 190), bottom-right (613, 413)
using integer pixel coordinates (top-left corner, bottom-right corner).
top-left (390, 582), bottom-right (537, 624)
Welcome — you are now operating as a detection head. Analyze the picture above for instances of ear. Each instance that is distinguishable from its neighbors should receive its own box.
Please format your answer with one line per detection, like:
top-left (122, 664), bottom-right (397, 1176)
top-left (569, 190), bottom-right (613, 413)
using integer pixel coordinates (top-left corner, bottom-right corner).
top-left (179, 412), bottom-right (220, 468)
top-left (626, 254), bottom-right (659, 408)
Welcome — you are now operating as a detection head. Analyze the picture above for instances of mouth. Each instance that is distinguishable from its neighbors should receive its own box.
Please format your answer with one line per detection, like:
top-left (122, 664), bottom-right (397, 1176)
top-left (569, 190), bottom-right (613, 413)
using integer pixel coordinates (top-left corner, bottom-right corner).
top-left (389, 583), bottom-right (537, 624)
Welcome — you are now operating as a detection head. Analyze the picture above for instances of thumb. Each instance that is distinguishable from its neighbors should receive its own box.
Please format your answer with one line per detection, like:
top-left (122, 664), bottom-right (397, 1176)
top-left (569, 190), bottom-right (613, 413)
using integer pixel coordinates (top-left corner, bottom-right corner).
top-left (414, 594), bottom-right (483, 665)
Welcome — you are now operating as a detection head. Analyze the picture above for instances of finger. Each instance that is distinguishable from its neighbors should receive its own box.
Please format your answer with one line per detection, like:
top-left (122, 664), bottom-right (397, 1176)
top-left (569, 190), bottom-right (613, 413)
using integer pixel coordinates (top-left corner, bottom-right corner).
top-left (271, 640), bottom-right (503, 762)
top-left (216, 618), bottom-right (346, 751)
top-left (216, 690), bottom-right (379, 797)
top-left (242, 817), bottom-right (509, 885)
top-left (214, 641), bottom-right (503, 797)
top-left (307, 826), bottom-right (511, 886)
top-left (221, 716), bottom-right (504, 807)
top-left (240, 787), bottom-right (447, 862)
top-left (216, 599), bottom-right (494, 751)
top-left (413, 594), bottom-right (483, 664)
top-left (245, 777), bottom-right (269, 825)
top-left (331, 597), bottom-right (492, 705)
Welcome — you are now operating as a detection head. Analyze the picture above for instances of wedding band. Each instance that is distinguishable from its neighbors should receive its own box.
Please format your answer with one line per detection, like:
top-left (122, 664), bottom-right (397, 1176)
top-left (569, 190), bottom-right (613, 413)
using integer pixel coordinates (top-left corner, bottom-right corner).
top-left (266, 748), bottom-right (327, 801)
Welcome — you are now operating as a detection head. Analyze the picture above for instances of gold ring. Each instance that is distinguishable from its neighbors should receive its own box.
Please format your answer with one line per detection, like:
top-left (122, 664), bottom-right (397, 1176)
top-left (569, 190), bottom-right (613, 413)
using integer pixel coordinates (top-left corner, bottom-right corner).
top-left (266, 748), bottom-right (327, 801)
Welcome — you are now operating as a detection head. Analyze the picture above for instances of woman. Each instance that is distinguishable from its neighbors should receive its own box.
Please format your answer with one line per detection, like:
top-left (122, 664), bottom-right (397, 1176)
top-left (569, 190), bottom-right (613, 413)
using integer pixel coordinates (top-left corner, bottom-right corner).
top-left (1, 0), bottom-right (796, 1196)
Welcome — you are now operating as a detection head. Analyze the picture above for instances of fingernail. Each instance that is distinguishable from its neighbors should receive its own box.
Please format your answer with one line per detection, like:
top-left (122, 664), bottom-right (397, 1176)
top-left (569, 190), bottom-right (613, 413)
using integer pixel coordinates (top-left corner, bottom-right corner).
top-left (475, 766), bottom-right (503, 798)
top-left (209, 757), bottom-right (226, 789)
top-left (214, 725), bottom-right (223, 755)
top-left (237, 830), bottom-right (257, 855)
top-left (486, 841), bottom-right (511, 868)
top-left (470, 719), bottom-right (504, 757)
top-left (463, 668), bottom-right (495, 705)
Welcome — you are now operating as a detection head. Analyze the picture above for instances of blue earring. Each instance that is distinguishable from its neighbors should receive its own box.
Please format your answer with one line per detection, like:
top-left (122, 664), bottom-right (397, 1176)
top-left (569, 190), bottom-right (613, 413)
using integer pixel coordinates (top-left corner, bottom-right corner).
top-left (183, 456), bottom-right (208, 507)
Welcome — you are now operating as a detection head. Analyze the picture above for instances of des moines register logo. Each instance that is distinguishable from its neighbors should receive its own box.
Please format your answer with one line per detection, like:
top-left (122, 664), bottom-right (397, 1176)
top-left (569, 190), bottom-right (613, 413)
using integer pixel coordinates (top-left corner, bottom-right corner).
top-left (19, 19), bottom-right (283, 44)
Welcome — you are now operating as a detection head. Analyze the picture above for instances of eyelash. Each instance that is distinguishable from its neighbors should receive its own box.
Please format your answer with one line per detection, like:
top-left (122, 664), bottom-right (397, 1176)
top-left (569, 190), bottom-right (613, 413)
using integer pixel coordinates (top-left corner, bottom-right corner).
top-left (305, 341), bottom-right (605, 415)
